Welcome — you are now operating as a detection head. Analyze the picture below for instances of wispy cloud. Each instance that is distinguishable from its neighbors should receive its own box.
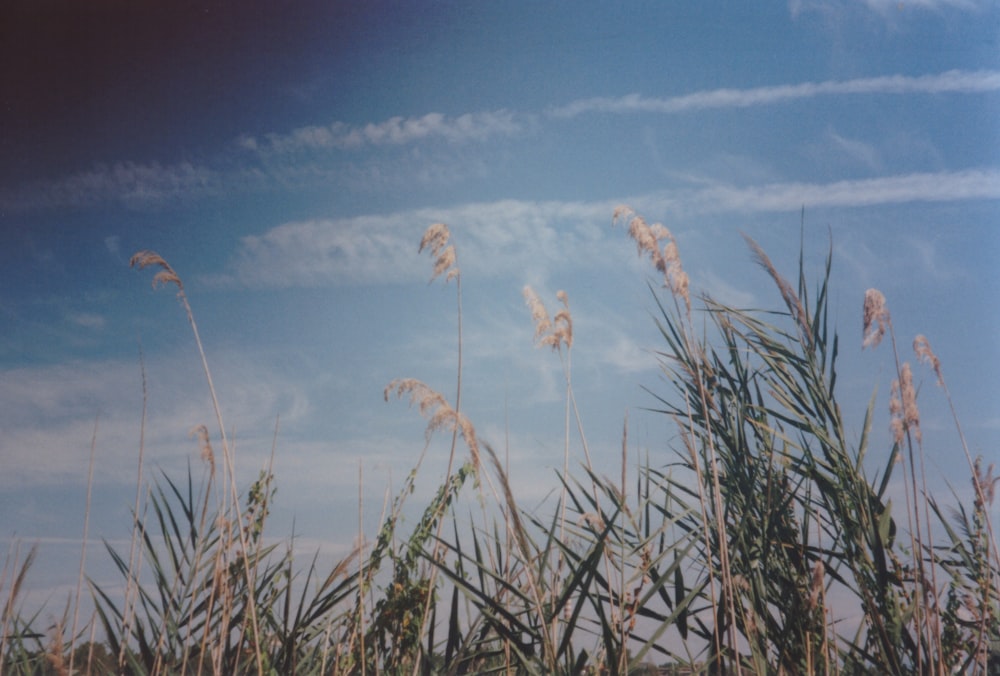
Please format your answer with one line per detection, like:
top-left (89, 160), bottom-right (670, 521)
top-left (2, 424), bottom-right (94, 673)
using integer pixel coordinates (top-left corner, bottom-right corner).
top-left (214, 199), bottom-right (615, 288)
top-left (824, 129), bottom-right (883, 171)
top-left (0, 351), bottom-right (312, 488)
top-left (668, 168), bottom-right (1000, 214)
top-left (216, 168), bottom-right (998, 289)
top-left (0, 161), bottom-right (220, 211)
top-left (67, 312), bottom-right (106, 330)
top-left (790, 0), bottom-right (990, 20)
top-left (549, 69), bottom-right (1000, 118)
top-left (857, 0), bottom-right (987, 13)
top-left (239, 110), bottom-right (525, 155)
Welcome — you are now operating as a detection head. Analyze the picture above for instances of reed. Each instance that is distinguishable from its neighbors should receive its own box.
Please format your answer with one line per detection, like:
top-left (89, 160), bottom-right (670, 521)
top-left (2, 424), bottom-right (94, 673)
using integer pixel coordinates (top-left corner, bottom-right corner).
top-left (2, 212), bottom-right (997, 674)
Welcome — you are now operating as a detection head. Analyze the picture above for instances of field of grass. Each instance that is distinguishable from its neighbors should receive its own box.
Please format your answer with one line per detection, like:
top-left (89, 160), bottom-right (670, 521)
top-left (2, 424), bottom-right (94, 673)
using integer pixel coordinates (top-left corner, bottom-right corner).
top-left (2, 209), bottom-right (998, 674)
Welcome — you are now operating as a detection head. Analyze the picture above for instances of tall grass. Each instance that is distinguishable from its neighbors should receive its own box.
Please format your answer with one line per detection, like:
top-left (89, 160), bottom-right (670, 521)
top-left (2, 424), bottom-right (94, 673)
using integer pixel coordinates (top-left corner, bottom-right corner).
top-left (2, 211), bottom-right (998, 674)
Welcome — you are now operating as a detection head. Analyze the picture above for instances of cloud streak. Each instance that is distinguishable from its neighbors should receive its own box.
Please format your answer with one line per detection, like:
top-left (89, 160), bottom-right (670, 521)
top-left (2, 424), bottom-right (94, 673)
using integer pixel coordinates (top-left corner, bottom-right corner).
top-left (549, 69), bottom-right (1000, 117)
top-left (218, 167), bottom-right (999, 288)
top-left (239, 110), bottom-right (525, 155)
top-left (0, 161), bottom-right (221, 211)
top-left (216, 199), bottom-right (613, 288)
top-left (672, 168), bottom-right (1000, 214)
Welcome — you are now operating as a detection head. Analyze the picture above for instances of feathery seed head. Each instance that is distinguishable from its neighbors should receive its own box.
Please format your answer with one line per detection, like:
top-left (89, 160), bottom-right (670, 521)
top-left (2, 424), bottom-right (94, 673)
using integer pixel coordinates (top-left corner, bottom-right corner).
top-left (613, 206), bottom-right (691, 312)
top-left (862, 288), bottom-right (890, 349)
top-left (419, 223), bottom-right (459, 283)
top-left (523, 285), bottom-right (572, 350)
top-left (130, 250), bottom-right (183, 291)
top-left (384, 377), bottom-right (480, 473)
top-left (523, 286), bottom-right (552, 340)
top-left (744, 234), bottom-right (812, 347)
top-left (552, 292), bottom-right (573, 349)
top-left (913, 334), bottom-right (943, 386)
top-left (890, 362), bottom-right (921, 444)
top-left (190, 424), bottom-right (215, 478)
top-left (808, 560), bottom-right (825, 611)
top-left (419, 223), bottom-right (449, 256)
top-left (973, 456), bottom-right (999, 509)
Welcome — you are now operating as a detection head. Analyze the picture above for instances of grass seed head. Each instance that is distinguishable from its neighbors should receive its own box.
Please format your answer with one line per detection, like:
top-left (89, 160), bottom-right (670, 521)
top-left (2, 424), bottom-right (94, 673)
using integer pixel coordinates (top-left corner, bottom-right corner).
top-left (913, 334), bottom-right (943, 386)
top-left (613, 205), bottom-right (690, 312)
top-left (862, 288), bottom-right (890, 349)
top-left (890, 362), bottom-right (921, 444)
top-left (419, 223), bottom-right (459, 283)
top-left (523, 286), bottom-right (572, 350)
top-left (190, 424), bottom-right (215, 479)
top-left (973, 456), bottom-right (999, 509)
top-left (384, 378), bottom-right (480, 472)
top-left (130, 250), bottom-right (183, 291)
top-left (744, 234), bottom-right (812, 347)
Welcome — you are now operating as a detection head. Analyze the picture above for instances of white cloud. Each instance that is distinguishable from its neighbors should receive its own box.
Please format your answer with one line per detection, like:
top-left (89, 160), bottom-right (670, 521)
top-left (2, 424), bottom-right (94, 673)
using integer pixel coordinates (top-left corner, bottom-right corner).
top-left (215, 198), bottom-right (617, 288)
top-left (0, 351), bottom-right (313, 488)
top-left (666, 168), bottom-right (1000, 215)
top-left (215, 169), bottom-right (999, 289)
top-left (242, 110), bottom-right (525, 155)
top-left (599, 332), bottom-right (658, 374)
top-left (697, 269), bottom-right (758, 308)
top-left (861, 0), bottom-right (985, 12)
top-left (790, 0), bottom-right (989, 18)
top-left (0, 161), bottom-right (220, 211)
top-left (67, 312), bottom-right (106, 330)
top-left (549, 70), bottom-right (1000, 118)
top-left (825, 129), bottom-right (883, 171)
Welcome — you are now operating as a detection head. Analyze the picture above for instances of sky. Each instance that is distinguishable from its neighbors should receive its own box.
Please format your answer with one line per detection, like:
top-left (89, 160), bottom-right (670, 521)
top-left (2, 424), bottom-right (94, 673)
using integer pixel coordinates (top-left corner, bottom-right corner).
top-left (1, 0), bottom-right (998, 619)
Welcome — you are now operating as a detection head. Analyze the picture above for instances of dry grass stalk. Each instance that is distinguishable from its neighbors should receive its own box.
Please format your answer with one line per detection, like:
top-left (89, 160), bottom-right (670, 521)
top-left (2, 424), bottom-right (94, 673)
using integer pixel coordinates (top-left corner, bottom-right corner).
top-left (69, 415), bottom-right (99, 676)
top-left (384, 378), bottom-right (480, 473)
top-left (862, 288), bottom-right (890, 349)
top-left (119, 348), bottom-right (149, 671)
top-left (131, 248), bottom-right (265, 675)
top-left (0, 542), bottom-right (37, 664)
top-left (613, 205), bottom-right (690, 313)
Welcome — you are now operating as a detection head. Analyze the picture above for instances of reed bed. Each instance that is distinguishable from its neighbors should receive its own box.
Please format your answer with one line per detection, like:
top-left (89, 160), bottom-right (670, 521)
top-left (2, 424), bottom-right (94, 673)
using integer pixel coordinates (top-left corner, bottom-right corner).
top-left (2, 212), bottom-right (997, 674)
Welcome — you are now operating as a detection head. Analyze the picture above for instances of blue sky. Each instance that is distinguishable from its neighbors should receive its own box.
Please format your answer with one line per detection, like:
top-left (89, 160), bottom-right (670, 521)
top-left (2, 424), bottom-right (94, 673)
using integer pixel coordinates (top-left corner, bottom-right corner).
top-left (2, 0), bottom-right (998, 614)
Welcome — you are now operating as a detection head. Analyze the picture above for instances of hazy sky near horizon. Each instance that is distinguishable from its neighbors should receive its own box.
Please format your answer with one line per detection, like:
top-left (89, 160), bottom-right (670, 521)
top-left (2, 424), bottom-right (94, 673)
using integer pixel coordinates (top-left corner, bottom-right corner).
top-left (1, 1), bottom-right (998, 612)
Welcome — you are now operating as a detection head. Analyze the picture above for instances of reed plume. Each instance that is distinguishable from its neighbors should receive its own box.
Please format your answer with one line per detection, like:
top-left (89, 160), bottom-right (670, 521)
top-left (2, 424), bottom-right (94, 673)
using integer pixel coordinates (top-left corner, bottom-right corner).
top-left (523, 286), bottom-right (573, 351)
top-left (384, 378), bottom-right (480, 476)
top-left (862, 288), bottom-right (890, 349)
top-left (613, 205), bottom-right (690, 313)
top-left (744, 233), bottom-right (813, 348)
top-left (419, 223), bottom-right (459, 283)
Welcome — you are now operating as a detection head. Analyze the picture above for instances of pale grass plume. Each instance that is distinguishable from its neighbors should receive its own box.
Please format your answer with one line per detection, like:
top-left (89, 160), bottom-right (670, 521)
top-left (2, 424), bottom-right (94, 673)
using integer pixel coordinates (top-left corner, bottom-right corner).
top-left (130, 250), bottom-right (183, 291)
top-left (973, 456), bottom-right (999, 510)
top-left (862, 288), bottom-right (890, 349)
top-left (46, 617), bottom-right (69, 676)
top-left (743, 234), bottom-right (813, 348)
top-left (890, 362), bottom-right (921, 445)
top-left (808, 559), bottom-right (825, 611)
top-left (612, 205), bottom-right (690, 312)
top-left (419, 222), bottom-right (459, 283)
top-left (190, 424), bottom-right (216, 478)
top-left (577, 512), bottom-right (606, 531)
top-left (384, 378), bottom-right (480, 471)
top-left (522, 286), bottom-right (573, 350)
top-left (913, 334), bottom-right (943, 386)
